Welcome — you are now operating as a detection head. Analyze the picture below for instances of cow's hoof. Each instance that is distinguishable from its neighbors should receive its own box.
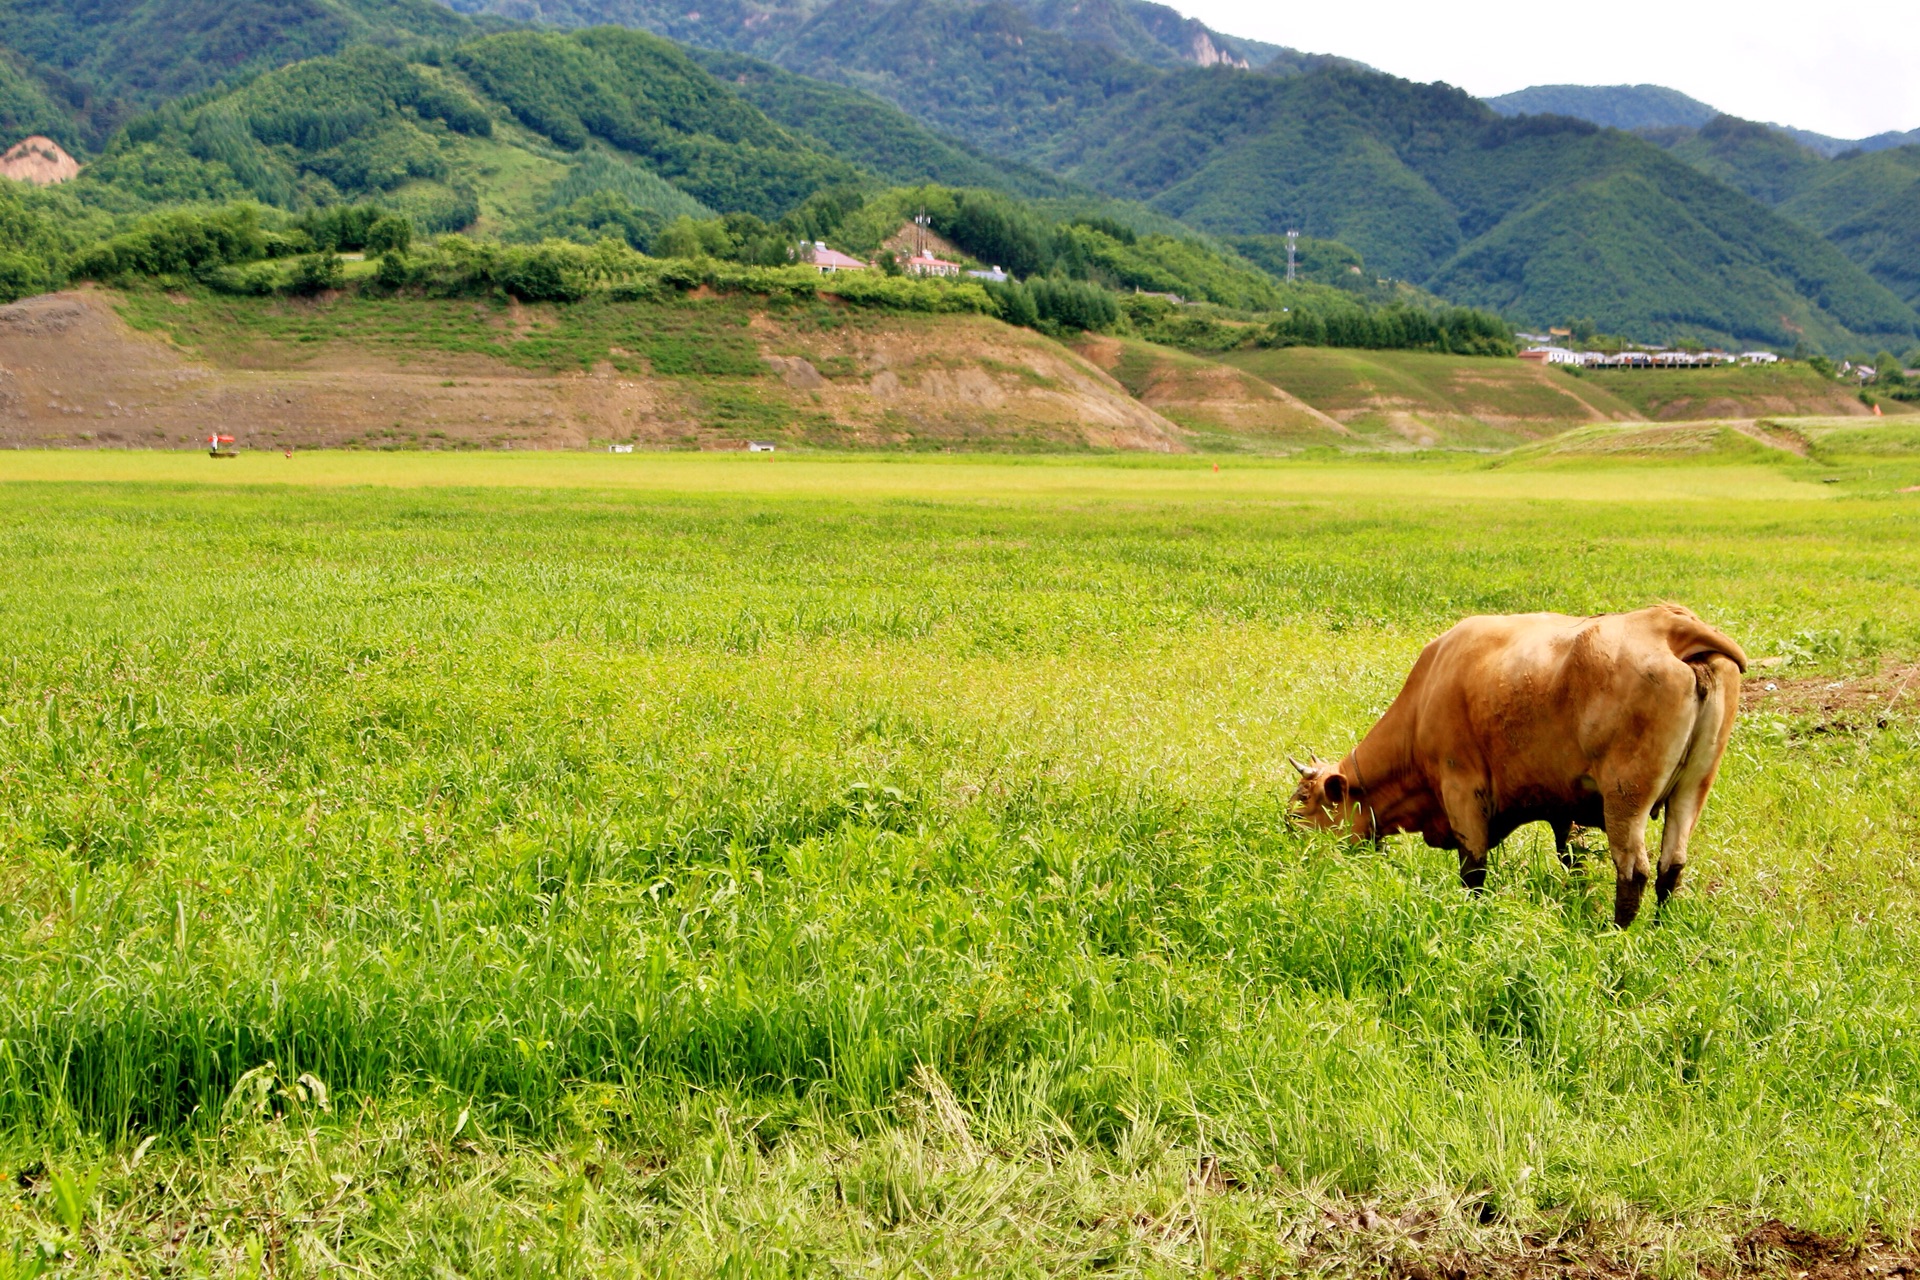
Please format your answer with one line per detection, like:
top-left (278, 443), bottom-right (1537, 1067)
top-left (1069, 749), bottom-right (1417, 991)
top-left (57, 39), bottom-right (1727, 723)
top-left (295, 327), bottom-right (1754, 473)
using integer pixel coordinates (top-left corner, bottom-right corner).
top-left (1655, 864), bottom-right (1684, 905)
top-left (1613, 874), bottom-right (1647, 928)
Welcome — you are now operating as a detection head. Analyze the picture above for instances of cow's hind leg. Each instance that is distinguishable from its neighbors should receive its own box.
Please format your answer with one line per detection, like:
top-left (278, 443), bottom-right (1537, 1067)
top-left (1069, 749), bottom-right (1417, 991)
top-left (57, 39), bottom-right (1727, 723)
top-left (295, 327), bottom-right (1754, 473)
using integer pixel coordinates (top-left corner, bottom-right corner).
top-left (1551, 817), bottom-right (1577, 869)
top-left (1602, 794), bottom-right (1656, 928)
top-left (1657, 655), bottom-right (1741, 906)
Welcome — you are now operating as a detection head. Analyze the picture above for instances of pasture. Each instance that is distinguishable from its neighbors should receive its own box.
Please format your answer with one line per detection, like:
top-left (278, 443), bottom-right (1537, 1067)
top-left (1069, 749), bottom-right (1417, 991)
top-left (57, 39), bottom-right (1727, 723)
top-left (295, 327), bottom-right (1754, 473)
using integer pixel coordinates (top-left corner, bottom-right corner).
top-left (3, 450), bottom-right (1920, 1276)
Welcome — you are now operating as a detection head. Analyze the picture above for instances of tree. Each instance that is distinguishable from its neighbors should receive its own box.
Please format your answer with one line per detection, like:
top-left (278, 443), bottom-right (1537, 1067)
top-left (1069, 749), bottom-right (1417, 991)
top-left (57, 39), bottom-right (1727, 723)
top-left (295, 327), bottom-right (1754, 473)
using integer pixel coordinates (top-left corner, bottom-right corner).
top-left (289, 252), bottom-right (344, 294)
top-left (366, 215), bottom-right (413, 256)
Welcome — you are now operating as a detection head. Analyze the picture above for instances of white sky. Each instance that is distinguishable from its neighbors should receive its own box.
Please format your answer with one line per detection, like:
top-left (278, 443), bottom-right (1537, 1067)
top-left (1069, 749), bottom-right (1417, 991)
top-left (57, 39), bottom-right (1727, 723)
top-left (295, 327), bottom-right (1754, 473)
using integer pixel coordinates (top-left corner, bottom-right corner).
top-left (1172, 0), bottom-right (1920, 140)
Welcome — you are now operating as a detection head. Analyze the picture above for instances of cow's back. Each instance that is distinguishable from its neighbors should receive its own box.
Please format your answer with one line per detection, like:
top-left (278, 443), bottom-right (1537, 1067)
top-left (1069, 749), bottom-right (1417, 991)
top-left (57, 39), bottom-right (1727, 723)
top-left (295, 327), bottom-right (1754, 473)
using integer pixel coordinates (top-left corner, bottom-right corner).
top-left (1396, 610), bottom-right (1705, 800)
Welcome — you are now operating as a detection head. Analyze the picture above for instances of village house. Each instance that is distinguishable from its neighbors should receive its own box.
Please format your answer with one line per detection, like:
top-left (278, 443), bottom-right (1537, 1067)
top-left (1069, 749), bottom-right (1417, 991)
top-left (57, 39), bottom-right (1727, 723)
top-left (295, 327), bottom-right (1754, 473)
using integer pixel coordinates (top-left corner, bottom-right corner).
top-left (803, 242), bottom-right (869, 273)
top-left (967, 266), bottom-right (1008, 283)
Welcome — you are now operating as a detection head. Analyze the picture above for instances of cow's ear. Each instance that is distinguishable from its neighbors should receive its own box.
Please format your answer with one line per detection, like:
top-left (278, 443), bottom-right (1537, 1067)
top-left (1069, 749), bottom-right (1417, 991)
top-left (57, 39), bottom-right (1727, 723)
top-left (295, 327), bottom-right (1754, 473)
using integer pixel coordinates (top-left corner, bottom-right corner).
top-left (1322, 772), bottom-right (1347, 806)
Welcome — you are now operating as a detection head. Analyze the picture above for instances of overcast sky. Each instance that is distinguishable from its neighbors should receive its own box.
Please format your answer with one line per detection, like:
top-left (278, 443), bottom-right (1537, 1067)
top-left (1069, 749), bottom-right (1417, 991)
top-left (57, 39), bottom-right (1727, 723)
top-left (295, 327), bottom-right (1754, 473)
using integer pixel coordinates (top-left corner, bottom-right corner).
top-left (1173, 0), bottom-right (1920, 139)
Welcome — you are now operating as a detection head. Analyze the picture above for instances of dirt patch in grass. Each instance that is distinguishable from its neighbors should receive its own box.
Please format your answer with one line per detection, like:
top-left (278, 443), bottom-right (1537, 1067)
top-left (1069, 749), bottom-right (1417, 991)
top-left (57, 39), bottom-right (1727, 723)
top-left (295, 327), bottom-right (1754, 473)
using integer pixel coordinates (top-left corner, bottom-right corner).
top-left (1742, 660), bottom-right (1920, 728)
top-left (1383, 1221), bottom-right (1920, 1280)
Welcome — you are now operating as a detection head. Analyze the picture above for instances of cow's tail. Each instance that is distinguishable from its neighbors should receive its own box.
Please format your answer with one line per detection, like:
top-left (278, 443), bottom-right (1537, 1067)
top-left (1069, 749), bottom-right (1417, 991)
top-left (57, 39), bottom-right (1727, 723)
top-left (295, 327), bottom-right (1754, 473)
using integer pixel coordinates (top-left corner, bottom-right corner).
top-left (1659, 605), bottom-right (1748, 674)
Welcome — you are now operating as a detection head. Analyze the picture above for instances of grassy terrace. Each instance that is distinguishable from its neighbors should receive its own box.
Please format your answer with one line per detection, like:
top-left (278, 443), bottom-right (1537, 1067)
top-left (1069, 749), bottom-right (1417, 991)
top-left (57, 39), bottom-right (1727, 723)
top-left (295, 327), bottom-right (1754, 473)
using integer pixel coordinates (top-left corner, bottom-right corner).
top-left (2, 452), bottom-right (1919, 1275)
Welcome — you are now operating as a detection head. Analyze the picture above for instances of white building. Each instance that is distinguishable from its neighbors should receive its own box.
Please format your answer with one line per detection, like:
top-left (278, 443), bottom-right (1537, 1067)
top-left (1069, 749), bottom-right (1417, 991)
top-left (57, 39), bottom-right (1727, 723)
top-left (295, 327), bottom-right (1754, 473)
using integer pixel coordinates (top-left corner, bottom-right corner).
top-left (1739, 351), bottom-right (1780, 364)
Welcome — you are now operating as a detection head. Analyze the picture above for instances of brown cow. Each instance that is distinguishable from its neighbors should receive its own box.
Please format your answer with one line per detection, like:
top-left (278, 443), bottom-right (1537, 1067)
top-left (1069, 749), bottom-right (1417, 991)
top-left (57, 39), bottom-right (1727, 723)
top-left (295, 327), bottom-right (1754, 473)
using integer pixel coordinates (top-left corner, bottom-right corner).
top-left (1289, 604), bottom-right (1746, 927)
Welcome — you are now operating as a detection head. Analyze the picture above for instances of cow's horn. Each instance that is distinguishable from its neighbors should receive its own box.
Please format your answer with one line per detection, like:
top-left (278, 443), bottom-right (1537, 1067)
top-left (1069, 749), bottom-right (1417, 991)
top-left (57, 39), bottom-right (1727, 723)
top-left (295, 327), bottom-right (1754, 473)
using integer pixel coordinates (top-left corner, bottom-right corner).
top-left (1287, 754), bottom-right (1308, 776)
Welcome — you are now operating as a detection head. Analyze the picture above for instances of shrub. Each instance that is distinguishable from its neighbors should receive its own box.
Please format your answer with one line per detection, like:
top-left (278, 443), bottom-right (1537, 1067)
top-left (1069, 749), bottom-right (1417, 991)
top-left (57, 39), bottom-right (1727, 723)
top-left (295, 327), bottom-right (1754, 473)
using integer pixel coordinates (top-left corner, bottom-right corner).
top-left (1028, 276), bottom-right (1118, 332)
top-left (206, 261), bottom-right (281, 295)
top-left (289, 253), bottom-right (345, 295)
top-left (0, 250), bottom-right (50, 302)
top-left (374, 251), bottom-right (412, 289)
top-left (495, 243), bottom-right (593, 302)
top-left (69, 205), bottom-right (270, 281)
top-left (985, 279), bottom-right (1037, 328)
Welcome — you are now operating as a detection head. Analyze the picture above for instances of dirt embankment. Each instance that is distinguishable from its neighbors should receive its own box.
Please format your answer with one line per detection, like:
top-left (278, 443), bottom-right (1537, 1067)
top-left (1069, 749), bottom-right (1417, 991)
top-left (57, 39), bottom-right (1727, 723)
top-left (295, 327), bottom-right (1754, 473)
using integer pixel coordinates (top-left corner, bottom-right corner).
top-left (1075, 335), bottom-right (1350, 445)
top-left (0, 291), bottom-right (1186, 452)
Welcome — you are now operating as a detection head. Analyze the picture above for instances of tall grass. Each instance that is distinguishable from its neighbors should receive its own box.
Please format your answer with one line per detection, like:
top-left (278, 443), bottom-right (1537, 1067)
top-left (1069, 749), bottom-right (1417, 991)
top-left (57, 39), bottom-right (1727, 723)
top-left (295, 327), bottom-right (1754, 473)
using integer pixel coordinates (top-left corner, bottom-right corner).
top-left (2, 464), bottom-right (1918, 1272)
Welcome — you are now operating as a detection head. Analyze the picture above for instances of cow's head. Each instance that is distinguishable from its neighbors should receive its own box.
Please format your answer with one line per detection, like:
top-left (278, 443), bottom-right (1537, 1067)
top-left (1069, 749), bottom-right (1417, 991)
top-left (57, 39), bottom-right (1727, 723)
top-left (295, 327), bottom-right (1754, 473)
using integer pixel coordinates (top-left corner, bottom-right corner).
top-left (1288, 755), bottom-right (1356, 830)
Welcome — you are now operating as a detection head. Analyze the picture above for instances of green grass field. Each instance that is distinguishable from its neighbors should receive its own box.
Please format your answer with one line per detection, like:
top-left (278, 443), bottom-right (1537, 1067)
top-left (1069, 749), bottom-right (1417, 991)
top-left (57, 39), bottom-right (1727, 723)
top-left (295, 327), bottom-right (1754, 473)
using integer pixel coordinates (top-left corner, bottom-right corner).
top-left (4, 452), bottom-right (1920, 1276)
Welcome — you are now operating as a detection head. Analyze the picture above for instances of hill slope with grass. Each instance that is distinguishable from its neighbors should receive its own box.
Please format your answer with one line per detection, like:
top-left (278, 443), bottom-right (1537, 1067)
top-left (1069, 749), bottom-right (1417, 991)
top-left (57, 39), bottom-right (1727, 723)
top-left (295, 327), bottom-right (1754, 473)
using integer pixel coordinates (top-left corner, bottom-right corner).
top-left (0, 286), bottom-right (1190, 452)
top-left (1216, 344), bottom-right (1640, 449)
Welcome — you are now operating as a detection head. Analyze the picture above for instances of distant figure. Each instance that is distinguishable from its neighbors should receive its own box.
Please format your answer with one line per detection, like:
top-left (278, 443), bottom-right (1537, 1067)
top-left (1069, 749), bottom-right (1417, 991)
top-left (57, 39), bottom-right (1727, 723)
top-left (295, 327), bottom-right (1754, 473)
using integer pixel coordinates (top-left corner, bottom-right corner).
top-left (1290, 605), bottom-right (1746, 927)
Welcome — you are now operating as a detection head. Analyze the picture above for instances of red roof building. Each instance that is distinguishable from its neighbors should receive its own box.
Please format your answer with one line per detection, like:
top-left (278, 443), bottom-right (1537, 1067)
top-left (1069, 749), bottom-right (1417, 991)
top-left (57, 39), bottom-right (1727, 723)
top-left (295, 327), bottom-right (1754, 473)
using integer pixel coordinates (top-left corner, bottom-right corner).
top-left (902, 252), bottom-right (961, 277)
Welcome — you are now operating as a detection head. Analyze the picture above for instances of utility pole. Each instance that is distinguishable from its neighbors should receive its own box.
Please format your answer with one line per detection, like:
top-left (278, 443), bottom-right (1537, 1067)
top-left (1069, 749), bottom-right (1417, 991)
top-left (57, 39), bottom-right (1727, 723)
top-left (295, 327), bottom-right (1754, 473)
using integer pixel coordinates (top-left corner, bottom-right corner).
top-left (1285, 229), bottom-right (1298, 283)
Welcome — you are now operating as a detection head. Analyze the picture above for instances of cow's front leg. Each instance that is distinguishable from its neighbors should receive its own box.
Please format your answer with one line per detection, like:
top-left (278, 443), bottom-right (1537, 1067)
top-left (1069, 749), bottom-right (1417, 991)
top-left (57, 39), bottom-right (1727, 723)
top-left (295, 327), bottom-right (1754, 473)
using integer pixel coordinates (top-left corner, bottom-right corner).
top-left (1602, 796), bottom-right (1655, 928)
top-left (1441, 774), bottom-right (1492, 892)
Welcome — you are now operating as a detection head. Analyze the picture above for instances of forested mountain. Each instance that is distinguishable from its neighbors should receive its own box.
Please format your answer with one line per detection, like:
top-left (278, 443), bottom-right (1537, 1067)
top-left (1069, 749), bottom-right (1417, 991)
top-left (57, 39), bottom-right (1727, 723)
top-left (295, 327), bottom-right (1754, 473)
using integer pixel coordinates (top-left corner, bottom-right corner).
top-left (444, 0), bottom-right (1326, 72)
top-left (1640, 116), bottom-right (1920, 310)
top-left (416, 0), bottom-right (1920, 349)
top-left (0, 0), bottom-right (1911, 351)
top-left (1037, 67), bottom-right (1917, 350)
top-left (1486, 84), bottom-right (1717, 132)
top-left (67, 29), bottom-right (869, 233)
top-left (684, 47), bottom-right (1077, 197)
top-left (48, 20), bottom-right (1304, 315)
top-left (1488, 82), bottom-right (1920, 159)
top-left (0, 0), bottom-right (495, 151)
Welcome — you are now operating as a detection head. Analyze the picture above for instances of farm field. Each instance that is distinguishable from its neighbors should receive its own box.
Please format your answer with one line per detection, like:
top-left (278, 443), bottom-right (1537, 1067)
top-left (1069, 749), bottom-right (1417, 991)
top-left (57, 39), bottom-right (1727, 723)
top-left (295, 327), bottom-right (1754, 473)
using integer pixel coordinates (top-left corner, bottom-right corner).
top-left (4, 451), bottom-right (1920, 1276)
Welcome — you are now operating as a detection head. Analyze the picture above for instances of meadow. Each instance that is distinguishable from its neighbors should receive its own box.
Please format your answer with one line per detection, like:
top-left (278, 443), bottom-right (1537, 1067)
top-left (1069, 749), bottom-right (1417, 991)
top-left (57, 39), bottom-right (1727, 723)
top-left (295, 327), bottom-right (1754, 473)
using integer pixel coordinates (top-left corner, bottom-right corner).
top-left (3, 451), bottom-right (1920, 1277)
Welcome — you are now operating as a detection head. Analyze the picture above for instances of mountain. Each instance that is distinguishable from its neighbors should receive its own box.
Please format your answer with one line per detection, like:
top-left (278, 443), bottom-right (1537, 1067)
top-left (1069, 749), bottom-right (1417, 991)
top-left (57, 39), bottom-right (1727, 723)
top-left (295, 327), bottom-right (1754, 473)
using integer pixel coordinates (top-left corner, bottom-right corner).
top-left (443, 0), bottom-right (1334, 72)
top-left (1486, 84), bottom-right (1717, 132)
top-left (1039, 66), bottom-right (1918, 350)
top-left (1637, 115), bottom-right (1920, 311)
top-left (1487, 82), bottom-right (1920, 159)
top-left (685, 47), bottom-right (1077, 197)
top-left (71, 29), bottom-right (865, 232)
top-left (0, 0), bottom-right (498, 151)
top-left (419, 0), bottom-right (1920, 350)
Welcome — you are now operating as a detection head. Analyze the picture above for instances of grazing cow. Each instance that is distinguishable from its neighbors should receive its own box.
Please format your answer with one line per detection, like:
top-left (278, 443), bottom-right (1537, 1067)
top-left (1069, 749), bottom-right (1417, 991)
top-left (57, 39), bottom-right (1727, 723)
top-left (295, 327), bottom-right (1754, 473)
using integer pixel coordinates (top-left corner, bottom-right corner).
top-left (1289, 605), bottom-right (1746, 927)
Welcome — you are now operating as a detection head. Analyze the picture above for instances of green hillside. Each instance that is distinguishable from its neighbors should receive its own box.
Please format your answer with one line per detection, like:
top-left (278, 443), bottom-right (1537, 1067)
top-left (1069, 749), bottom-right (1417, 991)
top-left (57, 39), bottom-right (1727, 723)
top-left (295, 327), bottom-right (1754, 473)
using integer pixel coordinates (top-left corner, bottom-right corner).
top-left (1647, 121), bottom-right (1920, 312)
top-left (0, 0), bottom-right (494, 150)
top-left (443, 0), bottom-right (1322, 73)
top-left (1045, 68), bottom-right (1920, 351)
top-left (1485, 83), bottom-right (1717, 131)
top-left (684, 48), bottom-right (1075, 198)
top-left (1661, 115), bottom-right (1824, 206)
top-left (69, 30), bottom-right (863, 234)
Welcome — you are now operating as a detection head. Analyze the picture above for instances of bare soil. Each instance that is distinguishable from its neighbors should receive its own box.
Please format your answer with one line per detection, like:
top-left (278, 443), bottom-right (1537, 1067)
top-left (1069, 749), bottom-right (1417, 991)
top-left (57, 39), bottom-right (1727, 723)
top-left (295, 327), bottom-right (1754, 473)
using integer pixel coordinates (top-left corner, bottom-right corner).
top-left (1742, 660), bottom-right (1920, 730)
top-left (0, 135), bottom-right (78, 185)
top-left (1383, 1221), bottom-right (1919, 1280)
top-left (0, 291), bottom-right (1185, 452)
top-left (1075, 335), bottom-right (1351, 444)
